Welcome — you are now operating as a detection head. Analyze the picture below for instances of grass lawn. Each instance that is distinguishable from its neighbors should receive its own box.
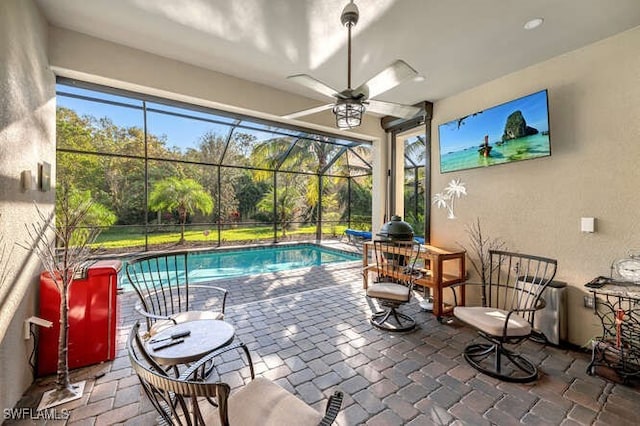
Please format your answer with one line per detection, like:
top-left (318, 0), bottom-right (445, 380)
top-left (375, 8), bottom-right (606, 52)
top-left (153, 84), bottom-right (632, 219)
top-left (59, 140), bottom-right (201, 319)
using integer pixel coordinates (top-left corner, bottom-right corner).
top-left (95, 224), bottom-right (349, 249)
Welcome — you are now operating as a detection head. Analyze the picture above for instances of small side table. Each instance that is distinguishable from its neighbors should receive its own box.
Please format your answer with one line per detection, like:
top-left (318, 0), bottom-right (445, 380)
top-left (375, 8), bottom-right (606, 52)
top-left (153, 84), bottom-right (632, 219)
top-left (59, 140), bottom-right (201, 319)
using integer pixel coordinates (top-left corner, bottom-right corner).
top-left (585, 281), bottom-right (640, 383)
top-left (146, 319), bottom-right (235, 366)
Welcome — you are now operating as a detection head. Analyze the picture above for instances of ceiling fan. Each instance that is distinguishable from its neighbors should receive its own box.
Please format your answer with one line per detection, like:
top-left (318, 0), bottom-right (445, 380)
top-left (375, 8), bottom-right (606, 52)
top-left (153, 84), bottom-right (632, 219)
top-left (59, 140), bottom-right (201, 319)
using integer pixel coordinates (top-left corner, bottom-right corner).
top-left (284, 0), bottom-right (423, 130)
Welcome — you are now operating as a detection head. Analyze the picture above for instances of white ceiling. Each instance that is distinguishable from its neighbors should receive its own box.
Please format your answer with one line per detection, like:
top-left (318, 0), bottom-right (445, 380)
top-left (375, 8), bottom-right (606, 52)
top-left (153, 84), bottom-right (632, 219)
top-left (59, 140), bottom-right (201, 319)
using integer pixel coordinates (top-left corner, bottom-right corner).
top-left (36, 0), bottom-right (640, 109)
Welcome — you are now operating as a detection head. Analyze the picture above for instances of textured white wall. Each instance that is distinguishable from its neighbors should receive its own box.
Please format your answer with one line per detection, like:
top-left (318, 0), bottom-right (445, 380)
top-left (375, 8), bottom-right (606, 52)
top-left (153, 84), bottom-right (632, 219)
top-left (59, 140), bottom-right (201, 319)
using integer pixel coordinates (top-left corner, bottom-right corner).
top-left (431, 26), bottom-right (640, 346)
top-left (0, 0), bottom-right (56, 412)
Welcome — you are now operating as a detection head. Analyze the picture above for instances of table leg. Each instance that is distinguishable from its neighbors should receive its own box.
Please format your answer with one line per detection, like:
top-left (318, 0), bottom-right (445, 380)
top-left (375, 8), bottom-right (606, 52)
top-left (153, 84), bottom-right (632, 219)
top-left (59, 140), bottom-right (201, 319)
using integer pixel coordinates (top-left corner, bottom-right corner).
top-left (434, 286), bottom-right (443, 319)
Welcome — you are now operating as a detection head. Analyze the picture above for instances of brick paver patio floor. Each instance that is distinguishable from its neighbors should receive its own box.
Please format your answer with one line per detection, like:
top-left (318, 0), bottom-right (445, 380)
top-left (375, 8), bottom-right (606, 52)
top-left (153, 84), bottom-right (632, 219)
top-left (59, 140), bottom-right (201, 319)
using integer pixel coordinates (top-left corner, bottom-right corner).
top-left (8, 256), bottom-right (640, 425)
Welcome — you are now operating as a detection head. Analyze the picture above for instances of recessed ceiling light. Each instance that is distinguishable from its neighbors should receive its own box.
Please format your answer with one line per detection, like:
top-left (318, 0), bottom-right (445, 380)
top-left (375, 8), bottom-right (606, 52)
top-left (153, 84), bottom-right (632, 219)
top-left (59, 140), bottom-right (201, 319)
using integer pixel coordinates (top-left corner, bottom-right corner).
top-left (413, 75), bottom-right (426, 82)
top-left (524, 18), bottom-right (544, 30)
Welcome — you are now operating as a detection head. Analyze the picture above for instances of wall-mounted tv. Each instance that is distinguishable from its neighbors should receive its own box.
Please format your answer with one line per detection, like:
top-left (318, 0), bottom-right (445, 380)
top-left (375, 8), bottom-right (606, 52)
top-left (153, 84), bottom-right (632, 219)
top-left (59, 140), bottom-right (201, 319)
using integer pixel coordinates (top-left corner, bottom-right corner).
top-left (438, 89), bottom-right (551, 173)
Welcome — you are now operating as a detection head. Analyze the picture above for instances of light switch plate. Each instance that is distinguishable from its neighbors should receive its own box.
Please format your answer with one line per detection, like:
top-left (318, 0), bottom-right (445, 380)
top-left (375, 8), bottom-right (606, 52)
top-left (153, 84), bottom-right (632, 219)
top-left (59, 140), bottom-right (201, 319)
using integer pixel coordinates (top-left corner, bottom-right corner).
top-left (581, 217), bottom-right (595, 233)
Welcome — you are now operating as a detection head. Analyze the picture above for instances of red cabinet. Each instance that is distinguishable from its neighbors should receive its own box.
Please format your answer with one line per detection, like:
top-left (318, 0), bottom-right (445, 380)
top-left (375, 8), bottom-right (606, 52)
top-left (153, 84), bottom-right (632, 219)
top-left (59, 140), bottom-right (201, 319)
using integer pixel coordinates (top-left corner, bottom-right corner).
top-left (37, 260), bottom-right (121, 377)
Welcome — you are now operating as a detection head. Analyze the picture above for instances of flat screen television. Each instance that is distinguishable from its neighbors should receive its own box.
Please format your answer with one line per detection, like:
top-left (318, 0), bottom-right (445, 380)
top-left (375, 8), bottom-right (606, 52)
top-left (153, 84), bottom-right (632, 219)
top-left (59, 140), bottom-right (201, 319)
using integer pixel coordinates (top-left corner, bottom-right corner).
top-left (438, 89), bottom-right (551, 173)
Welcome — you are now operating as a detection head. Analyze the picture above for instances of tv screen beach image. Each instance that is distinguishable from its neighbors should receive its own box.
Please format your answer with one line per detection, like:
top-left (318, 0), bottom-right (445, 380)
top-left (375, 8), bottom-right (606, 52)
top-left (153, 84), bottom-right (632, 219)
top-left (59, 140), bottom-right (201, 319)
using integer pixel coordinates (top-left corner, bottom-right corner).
top-left (438, 90), bottom-right (551, 173)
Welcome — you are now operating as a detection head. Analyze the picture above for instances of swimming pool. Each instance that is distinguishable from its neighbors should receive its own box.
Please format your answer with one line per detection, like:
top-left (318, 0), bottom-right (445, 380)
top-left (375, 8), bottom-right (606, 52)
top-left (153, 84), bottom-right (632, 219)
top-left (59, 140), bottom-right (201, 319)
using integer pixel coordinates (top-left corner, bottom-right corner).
top-left (119, 243), bottom-right (359, 291)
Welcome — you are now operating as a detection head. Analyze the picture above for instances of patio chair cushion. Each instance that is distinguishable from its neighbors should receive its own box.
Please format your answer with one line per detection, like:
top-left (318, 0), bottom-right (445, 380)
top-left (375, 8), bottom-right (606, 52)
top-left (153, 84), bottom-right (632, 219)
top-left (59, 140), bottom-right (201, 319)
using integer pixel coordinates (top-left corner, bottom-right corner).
top-left (205, 377), bottom-right (323, 426)
top-left (149, 310), bottom-right (224, 336)
top-left (366, 282), bottom-right (410, 302)
top-left (453, 306), bottom-right (531, 337)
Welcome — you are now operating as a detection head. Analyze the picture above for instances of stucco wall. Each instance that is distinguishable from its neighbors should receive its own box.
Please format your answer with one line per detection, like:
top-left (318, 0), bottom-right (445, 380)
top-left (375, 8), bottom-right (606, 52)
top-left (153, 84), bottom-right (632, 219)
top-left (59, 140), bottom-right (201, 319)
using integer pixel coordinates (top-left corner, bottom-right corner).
top-left (0, 0), bottom-right (56, 412)
top-left (431, 26), bottom-right (640, 346)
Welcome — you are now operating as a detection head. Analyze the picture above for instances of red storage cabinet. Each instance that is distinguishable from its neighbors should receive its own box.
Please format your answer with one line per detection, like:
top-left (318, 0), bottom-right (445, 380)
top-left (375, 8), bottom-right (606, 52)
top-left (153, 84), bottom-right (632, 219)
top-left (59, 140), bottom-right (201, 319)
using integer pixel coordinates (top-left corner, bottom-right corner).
top-left (38, 260), bottom-right (121, 377)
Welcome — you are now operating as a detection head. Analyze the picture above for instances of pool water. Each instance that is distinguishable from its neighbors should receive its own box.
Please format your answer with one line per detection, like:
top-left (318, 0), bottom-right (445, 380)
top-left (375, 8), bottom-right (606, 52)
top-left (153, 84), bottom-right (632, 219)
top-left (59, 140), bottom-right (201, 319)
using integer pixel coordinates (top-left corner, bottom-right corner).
top-left (119, 244), bottom-right (359, 291)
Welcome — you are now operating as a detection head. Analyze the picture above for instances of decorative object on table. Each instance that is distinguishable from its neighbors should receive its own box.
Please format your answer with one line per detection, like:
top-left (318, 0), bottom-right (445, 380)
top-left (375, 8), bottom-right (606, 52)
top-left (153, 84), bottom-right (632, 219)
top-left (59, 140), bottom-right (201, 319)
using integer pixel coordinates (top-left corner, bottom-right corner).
top-left (432, 178), bottom-right (467, 219)
top-left (438, 89), bottom-right (551, 173)
top-left (458, 218), bottom-right (507, 305)
top-left (21, 186), bottom-right (116, 410)
top-left (284, 0), bottom-right (423, 129)
top-left (612, 249), bottom-right (640, 284)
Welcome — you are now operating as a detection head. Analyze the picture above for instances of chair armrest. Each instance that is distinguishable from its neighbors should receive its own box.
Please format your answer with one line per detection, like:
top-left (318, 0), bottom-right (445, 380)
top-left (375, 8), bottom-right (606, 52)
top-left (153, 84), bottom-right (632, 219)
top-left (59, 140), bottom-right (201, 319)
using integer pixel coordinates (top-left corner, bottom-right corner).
top-left (133, 304), bottom-right (174, 322)
top-left (319, 390), bottom-right (343, 426)
top-left (509, 298), bottom-right (546, 315)
top-left (446, 280), bottom-right (476, 306)
top-left (362, 265), bottom-right (378, 273)
top-left (500, 302), bottom-right (546, 337)
top-left (179, 341), bottom-right (255, 382)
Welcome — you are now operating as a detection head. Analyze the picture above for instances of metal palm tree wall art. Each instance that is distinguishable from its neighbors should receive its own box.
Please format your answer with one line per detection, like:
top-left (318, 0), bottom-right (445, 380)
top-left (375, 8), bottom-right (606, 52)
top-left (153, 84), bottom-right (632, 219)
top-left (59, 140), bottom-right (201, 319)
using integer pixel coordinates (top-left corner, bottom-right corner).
top-left (432, 178), bottom-right (467, 219)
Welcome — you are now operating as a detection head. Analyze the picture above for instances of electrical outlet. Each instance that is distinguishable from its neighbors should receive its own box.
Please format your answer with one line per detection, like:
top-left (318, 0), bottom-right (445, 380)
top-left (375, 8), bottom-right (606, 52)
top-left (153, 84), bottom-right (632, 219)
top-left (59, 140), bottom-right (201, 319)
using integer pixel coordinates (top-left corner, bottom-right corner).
top-left (23, 316), bottom-right (53, 339)
top-left (583, 295), bottom-right (595, 309)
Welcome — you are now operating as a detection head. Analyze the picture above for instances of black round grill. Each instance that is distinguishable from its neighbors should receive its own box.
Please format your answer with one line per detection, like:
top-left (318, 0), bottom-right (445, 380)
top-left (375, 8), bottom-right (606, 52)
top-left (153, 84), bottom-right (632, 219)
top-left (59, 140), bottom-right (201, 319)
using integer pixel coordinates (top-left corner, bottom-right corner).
top-left (377, 215), bottom-right (414, 241)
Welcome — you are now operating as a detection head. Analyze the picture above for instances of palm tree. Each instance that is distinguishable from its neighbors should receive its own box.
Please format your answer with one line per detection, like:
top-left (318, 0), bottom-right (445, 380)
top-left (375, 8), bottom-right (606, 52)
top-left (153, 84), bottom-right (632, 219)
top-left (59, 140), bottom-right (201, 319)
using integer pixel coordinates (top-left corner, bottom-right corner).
top-left (257, 185), bottom-right (300, 237)
top-left (148, 177), bottom-right (214, 243)
top-left (249, 135), bottom-right (371, 235)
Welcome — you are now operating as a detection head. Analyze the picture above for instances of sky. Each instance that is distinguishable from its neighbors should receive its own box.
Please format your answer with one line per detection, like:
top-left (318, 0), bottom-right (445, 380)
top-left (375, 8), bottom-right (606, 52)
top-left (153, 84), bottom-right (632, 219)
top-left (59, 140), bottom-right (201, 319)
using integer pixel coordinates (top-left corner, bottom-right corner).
top-left (56, 85), bottom-right (235, 150)
top-left (438, 90), bottom-right (550, 153)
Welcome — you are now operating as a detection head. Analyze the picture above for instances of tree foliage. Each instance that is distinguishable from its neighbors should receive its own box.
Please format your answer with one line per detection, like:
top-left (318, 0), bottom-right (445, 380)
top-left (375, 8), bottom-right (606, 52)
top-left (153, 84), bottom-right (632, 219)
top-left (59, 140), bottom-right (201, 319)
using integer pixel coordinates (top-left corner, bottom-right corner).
top-left (148, 177), bottom-right (214, 243)
top-left (257, 185), bottom-right (300, 237)
top-left (56, 103), bottom-right (374, 244)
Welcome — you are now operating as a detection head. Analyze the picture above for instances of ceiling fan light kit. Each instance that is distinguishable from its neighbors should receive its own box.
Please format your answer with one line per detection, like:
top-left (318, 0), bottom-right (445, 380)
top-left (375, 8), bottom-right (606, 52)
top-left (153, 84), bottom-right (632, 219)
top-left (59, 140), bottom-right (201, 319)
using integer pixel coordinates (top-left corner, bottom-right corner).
top-left (334, 98), bottom-right (365, 129)
top-left (286, 0), bottom-right (423, 130)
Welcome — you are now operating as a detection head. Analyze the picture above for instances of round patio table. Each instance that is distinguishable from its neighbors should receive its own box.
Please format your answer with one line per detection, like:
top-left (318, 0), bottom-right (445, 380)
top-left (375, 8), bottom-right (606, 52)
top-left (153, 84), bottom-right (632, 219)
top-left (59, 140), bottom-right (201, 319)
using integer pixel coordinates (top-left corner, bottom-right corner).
top-left (146, 319), bottom-right (235, 366)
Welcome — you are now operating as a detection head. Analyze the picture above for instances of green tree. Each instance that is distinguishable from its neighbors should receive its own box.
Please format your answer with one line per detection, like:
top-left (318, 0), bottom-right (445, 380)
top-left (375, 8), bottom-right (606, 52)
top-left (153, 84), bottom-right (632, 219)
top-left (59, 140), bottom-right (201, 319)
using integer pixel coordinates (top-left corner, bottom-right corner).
top-left (148, 177), bottom-right (214, 243)
top-left (56, 107), bottom-right (177, 226)
top-left (56, 186), bottom-right (117, 245)
top-left (257, 185), bottom-right (300, 237)
top-left (56, 108), bottom-right (104, 196)
top-left (249, 137), bottom-right (341, 232)
top-left (235, 172), bottom-right (270, 221)
top-left (185, 131), bottom-right (245, 221)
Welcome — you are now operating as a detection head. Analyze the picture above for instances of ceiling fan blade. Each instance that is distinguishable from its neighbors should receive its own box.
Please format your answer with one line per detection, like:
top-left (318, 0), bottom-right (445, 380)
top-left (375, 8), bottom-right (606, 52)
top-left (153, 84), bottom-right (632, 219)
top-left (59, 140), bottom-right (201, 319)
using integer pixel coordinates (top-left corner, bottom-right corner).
top-left (353, 60), bottom-right (418, 99)
top-left (366, 99), bottom-right (422, 119)
top-left (282, 103), bottom-right (334, 120)
top-left (287, 74), bottom-right (343, 99)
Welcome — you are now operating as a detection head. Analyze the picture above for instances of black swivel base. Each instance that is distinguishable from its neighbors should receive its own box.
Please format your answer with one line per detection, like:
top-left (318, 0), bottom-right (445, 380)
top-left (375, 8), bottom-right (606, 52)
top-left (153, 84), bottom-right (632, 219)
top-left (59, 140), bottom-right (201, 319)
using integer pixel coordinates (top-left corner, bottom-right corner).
top-left (370, 308), bottom-right (416, 332)
top-left (463, 343), bottom-right (538, 383)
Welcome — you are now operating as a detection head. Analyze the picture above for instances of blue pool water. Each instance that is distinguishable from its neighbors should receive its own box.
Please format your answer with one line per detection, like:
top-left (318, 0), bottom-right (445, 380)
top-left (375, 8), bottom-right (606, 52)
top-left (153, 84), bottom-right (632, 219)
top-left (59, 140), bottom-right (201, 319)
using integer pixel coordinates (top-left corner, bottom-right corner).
top-left (119, 244), bottom-right (359, 291)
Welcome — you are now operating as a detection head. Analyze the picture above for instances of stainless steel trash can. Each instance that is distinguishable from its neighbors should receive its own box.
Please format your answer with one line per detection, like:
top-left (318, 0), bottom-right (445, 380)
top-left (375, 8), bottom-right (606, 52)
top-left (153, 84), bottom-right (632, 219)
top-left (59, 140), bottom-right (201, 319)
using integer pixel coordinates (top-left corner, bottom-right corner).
top-left (533, 280), bottom-right (567, 345)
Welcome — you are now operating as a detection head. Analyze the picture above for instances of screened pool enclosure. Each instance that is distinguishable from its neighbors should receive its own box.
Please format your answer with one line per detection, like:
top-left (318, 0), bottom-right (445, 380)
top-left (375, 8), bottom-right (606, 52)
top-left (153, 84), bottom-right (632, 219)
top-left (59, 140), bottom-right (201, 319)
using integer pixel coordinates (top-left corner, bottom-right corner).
top-left (56, 79), bottom-right (375, 251)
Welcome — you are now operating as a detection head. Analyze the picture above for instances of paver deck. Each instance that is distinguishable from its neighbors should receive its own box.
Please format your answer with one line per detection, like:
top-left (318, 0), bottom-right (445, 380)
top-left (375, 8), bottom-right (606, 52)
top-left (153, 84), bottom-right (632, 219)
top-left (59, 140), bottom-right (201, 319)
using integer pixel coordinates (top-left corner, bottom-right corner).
top-left (7, 257), bottom-right (640, 425)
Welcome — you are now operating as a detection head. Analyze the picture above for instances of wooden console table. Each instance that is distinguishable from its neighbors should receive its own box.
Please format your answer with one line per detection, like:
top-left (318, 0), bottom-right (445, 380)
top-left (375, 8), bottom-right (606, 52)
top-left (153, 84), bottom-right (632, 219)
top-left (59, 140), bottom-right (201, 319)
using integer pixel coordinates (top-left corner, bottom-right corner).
top-left (363, 242), bottom-right (466, 320)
